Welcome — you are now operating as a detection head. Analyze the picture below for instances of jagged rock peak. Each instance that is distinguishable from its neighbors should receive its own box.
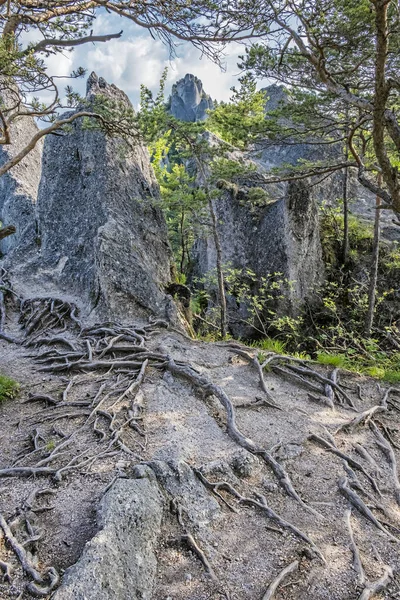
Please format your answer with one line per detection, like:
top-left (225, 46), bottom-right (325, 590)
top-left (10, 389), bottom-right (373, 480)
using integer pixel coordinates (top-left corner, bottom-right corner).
top-left (86, 71), bottom-right (131, 105)
top-left (168, 73), bottom-right (213, 122)
top-left (262, 84), bottom-right (287, 112)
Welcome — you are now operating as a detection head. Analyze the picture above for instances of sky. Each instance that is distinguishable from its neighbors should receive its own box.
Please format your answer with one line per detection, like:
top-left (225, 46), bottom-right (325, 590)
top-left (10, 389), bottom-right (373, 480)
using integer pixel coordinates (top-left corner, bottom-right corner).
top-left (43, 12), bottom-right (260, 109)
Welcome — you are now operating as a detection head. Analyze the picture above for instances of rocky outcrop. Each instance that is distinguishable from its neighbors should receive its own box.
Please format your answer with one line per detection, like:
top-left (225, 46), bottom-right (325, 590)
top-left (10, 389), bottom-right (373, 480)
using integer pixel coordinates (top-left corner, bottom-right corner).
top-left (168, 73), bottom-right (213, 122)
top-left (192, 178), bottom-right (324, 337)
top-left (2, 73), bottom-right (176, 323)
top-left (53, 473), bottom-right (164, 600)
top-left (0, 81), bottom-right (42, 257)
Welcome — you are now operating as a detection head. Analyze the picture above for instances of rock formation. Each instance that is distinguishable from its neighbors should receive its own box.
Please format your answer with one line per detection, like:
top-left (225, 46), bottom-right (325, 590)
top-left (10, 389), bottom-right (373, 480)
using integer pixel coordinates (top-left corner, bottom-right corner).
top-left (0, 81), bottom-right (43, 258)
top-left (53, 473), bottom-right (164, 600)
top-left (1, 73), bottom-right (176, 323)
top-left (192, 178), bottom-right (323, 336)
top-left (168, 73), bottom-right (214, 122)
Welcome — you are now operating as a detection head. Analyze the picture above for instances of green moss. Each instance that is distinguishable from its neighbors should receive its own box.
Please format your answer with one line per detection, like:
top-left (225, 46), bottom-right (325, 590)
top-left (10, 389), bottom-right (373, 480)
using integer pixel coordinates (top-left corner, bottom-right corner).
top-left (0, 374), bottom-right (20, 403)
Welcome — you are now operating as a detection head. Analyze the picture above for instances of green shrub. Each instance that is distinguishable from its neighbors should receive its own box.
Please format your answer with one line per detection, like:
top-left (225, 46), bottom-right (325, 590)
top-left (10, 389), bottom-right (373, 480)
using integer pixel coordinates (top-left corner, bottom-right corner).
top-left (0, 374), bottom-right (19, 402)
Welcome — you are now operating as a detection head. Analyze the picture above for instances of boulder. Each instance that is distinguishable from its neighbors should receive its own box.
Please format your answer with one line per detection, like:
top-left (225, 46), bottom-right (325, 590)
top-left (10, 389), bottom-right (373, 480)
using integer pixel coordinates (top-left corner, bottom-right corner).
top-left (168, 73), bottom-right (214, 122)
top-left (53, 475), bottom-right (164, 600)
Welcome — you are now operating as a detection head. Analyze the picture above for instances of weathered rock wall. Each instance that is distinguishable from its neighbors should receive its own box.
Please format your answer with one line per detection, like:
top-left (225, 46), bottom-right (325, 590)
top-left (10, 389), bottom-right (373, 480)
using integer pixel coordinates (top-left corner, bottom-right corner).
top-left (192, 179), bottom-right (323, 336)
top-left (2, 74), bottom-right (176, 323)
top-left (0, 81), bottom-right (42, 257)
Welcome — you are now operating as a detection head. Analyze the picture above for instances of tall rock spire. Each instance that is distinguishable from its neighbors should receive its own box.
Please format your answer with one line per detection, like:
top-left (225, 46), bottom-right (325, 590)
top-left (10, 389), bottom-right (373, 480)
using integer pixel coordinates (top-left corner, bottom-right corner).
top-left (168, 73), bottom-right (213, 122)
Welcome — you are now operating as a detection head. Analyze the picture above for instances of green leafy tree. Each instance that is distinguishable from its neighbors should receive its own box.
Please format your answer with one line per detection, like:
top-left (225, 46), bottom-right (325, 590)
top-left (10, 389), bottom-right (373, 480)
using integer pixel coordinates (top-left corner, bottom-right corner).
top-left (233, 0), bottom-right (400, 219)
top-left (207, 73), bottom-right (267, 149)
top-left (138, 70), bottom-right (229, 337)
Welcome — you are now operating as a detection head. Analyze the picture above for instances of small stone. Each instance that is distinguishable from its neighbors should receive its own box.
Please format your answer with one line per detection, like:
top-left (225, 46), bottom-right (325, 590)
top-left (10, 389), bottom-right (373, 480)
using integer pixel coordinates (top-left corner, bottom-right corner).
top-left (262, 479), bottom-right (278, 493)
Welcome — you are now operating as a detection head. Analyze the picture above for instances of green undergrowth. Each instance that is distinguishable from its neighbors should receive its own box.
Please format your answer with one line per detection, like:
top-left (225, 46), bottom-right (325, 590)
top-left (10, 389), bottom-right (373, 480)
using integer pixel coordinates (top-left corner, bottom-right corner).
top-left (315, 351), bottom-right (400, 382)
top-left (0, 374), bottom-right (20, 403)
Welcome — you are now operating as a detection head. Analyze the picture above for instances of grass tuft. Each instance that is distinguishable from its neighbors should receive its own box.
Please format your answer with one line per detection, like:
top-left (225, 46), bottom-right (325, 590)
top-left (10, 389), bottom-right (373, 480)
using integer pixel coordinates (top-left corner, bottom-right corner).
top-left (0, 374), bottom-right (20, 403)
top-left (251, 338), bottom-right (286, 354)
top-left (316, 352), bottom-right (346, 368)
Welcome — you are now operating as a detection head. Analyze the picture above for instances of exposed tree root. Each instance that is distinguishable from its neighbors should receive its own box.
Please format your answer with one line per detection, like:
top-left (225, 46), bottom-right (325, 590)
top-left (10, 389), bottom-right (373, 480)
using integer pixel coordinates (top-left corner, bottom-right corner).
top-left (345, 509), bottom-right (394, 598)
top-left (358, 565), bottom-right (393, 600)
top-left (261, 560), bottom-right (299, 600)
top-left (167, 357), bottom-right (320, 516)
top-left (335, 389), bottom-right (390, 433)
top-left (0, 513), bottom-right (59, 596)
top-left (229, 348), bottom-right (280, 409)
top-left (181, 533), bottom-right (217, 581)
top-left (194, 470), bottom-right (324, 562)
top-left (370, 421), bottom-right (400, 505)
top-left (309, 434), bottom-right (381, 495)
top-left (344, 509), bottom-right (365, 586)
top-left (324, 368), bottom-right (338, 407)
top-left (20, 297), bottom-right (81, 336)
top-left (338, 476), bottom-right (399, 542)
top-left (0, 559), bottom-right (12, 583)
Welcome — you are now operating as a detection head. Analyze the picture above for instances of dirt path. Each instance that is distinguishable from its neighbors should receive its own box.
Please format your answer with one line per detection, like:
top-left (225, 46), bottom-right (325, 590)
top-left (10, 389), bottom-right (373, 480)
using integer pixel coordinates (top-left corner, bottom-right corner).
top-left (1, 300), bottom-right (400, 599)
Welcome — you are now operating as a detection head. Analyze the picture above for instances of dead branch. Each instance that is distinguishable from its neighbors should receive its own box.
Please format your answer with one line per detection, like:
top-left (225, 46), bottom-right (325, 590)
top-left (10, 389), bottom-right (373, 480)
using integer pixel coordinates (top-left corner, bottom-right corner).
top-left (261, 560), bottom-right (299, 600)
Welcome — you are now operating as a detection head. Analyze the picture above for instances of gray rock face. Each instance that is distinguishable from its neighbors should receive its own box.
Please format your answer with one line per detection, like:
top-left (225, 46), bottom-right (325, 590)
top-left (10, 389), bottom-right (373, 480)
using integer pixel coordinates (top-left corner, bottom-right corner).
top-left (168, 73), bottom-right (213, 122)
top-left (192, 178), bottom-right (323, 337)
top-left (3, 74), bottom-right (176, 322)
top-left (0, 81), bottom-right (42, 257)
top-left (53, 476), bottom-right (164, 600)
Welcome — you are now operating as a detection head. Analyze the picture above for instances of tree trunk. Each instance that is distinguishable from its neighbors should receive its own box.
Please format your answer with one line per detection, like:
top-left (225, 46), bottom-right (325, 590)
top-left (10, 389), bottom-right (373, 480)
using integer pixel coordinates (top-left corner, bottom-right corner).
top-left (364, 176), bottom-right (382, 337)
top-left (195, 156), bottom-right (227, 339)
top-left (207, 195), bottom-right (227, 338)
top-left (342, 113), bottom-right (350, 264)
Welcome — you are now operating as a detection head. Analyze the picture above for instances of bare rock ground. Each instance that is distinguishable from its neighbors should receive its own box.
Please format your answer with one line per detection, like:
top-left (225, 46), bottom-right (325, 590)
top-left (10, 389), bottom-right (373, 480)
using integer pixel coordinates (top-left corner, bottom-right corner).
top-left (0, 300), bottom-right (400, 599)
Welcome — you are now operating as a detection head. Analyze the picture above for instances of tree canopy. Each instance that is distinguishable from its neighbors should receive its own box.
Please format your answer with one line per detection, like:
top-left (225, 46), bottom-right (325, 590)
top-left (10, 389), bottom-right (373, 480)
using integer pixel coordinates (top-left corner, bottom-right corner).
top-left (234, 0), bottom-right (400, 220)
